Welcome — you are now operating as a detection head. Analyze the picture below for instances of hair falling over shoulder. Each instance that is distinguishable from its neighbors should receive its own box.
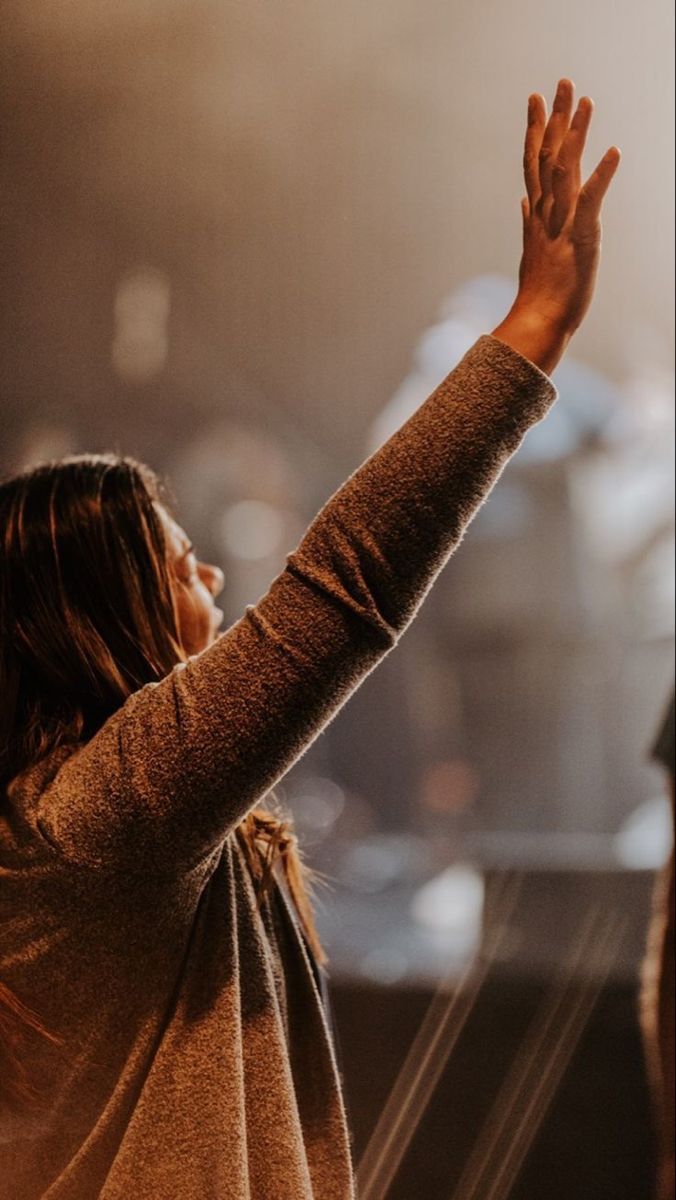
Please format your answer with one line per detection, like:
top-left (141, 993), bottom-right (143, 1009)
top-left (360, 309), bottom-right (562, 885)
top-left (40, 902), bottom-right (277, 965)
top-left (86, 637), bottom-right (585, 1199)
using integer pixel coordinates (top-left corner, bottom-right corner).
top-left (0, 453), bottom-right (324, 1107)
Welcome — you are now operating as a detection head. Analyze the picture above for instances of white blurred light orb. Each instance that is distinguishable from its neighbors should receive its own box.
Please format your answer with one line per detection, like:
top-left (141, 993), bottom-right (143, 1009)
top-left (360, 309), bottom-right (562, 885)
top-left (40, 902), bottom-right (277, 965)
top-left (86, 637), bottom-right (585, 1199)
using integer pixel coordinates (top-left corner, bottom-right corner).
top-left (293, 776), bottom-right (345, 834)
top-left (410, 864), bottom-right (485, 935)
top-left (614, 796), bottom-right (672, 869)
top-left (218, 499), bottom-right (285, 561)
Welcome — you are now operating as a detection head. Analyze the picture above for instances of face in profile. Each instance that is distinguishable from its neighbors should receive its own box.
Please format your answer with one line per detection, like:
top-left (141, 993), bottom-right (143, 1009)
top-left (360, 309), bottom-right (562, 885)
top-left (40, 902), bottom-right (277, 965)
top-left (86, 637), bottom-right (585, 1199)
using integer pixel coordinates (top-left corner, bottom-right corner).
top-left (159, 508), bottom-right (225, 657)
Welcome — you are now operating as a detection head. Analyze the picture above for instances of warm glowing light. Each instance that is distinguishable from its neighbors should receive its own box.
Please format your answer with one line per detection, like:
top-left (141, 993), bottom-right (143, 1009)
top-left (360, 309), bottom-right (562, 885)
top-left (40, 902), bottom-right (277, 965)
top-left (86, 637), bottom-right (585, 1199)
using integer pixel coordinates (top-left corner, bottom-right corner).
top-left (111, 267), bottom-right (170, 382)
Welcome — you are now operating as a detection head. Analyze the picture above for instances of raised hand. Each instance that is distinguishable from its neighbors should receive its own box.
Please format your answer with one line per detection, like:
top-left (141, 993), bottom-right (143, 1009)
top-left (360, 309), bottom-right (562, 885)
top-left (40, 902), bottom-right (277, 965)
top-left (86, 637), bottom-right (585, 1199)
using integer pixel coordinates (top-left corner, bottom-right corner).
top-left (493, 78), bottom-right (620, 374)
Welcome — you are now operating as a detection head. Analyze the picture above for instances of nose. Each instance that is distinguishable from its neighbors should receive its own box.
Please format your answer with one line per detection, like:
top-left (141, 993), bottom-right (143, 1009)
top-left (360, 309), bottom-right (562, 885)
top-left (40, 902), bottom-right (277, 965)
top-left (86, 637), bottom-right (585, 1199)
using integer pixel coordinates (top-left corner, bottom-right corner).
top-left (199, 562), bottom-right (225, 599)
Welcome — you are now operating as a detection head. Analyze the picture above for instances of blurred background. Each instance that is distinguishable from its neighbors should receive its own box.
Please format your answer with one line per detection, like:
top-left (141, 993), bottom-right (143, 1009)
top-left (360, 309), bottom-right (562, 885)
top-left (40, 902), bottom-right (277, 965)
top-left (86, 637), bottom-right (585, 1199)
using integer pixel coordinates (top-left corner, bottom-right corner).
top-left (1, 0), bottom-right (674, 1195)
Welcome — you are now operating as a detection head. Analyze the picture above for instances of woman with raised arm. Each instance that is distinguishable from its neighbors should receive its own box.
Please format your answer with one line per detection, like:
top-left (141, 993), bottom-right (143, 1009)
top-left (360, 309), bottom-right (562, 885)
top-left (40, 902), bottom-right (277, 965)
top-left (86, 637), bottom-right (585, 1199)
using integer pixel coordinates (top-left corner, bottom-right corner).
top-left (0, 81), bottom-right (618, 1200)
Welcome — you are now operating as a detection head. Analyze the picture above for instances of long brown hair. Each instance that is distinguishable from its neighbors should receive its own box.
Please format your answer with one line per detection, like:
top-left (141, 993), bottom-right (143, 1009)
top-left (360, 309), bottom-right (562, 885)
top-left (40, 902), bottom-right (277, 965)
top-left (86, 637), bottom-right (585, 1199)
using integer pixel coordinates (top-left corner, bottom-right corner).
top-left (0, 454), bottom-right (324, 1104)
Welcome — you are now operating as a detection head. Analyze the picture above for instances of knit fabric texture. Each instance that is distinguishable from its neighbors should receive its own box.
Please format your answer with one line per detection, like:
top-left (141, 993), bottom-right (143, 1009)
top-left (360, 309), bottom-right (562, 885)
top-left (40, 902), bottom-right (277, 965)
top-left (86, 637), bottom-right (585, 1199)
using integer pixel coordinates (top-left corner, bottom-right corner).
top-left (0, 335), bottom-right (556, 1198)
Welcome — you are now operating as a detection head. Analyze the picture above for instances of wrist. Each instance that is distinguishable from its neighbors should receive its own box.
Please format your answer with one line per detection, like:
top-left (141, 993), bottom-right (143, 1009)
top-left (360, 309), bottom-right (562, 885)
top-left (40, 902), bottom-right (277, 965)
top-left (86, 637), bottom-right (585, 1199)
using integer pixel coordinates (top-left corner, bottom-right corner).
top-left (490, 303), bottom-right (572, 376)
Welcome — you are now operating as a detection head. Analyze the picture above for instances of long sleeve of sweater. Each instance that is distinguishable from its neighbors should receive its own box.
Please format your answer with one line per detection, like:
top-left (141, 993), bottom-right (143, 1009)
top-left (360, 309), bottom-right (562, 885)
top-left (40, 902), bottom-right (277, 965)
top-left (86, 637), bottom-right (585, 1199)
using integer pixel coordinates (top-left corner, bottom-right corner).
top-left (34, 334), bottom-right (556, 872)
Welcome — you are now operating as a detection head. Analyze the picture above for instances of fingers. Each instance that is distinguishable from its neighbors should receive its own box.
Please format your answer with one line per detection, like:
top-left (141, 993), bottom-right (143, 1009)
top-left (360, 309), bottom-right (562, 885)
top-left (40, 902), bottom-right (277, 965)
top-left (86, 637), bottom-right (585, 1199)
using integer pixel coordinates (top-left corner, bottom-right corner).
top-left (538, 78), bottom-right (575, 202)
top-left (523, 94), bottom-right (547, 211)
top-left (522, 80), bottom-right (620, 242)
top-left (550, 96), bottom-right (594, 236)
top-left (573, 146), bottom-right (621, 239)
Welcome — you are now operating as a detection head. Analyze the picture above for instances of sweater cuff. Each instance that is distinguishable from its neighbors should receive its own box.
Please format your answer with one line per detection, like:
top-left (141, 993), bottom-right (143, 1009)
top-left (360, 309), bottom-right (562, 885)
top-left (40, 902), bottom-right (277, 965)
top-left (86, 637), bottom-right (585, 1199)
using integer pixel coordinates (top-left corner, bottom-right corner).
top-left (473, 332), bottom-right (558, 412)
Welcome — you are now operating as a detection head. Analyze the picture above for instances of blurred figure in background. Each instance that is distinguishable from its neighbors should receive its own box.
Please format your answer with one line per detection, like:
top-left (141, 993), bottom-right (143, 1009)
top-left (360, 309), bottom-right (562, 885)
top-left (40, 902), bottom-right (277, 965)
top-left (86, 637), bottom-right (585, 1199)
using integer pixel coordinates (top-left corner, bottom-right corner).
top-left (642, 690), bottom-right (675, 1200)
top-left (363, 270), bottom-right (674, 849)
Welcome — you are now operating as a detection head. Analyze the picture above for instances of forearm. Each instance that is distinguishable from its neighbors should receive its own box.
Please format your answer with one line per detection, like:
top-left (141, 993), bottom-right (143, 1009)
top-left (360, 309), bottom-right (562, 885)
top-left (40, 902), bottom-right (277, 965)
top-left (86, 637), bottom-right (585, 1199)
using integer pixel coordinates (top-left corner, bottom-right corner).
top-left (291, 333), bottom-right (557, 636)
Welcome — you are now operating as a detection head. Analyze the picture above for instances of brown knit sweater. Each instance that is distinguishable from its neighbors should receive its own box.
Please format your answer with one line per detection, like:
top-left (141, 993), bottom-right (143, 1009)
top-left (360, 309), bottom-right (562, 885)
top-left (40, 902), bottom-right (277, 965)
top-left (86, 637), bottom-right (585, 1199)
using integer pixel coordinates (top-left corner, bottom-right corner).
top-left (0, 335), bottom-right (556, 1199)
